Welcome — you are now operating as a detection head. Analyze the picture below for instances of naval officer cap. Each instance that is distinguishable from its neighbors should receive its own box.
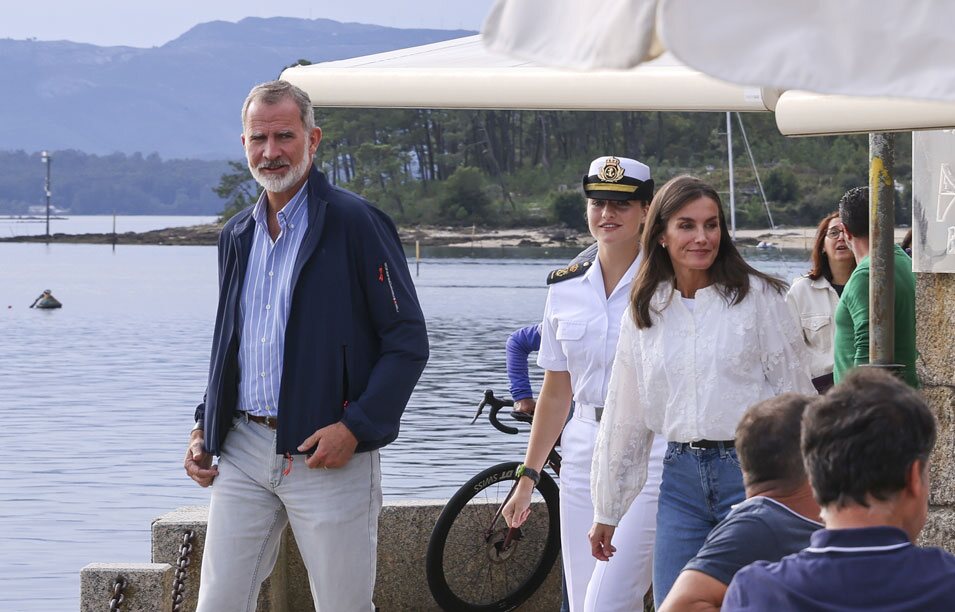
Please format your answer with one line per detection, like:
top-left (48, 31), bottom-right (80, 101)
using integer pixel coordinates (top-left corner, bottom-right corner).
top-left (582, 156), bottom-right (654, 202)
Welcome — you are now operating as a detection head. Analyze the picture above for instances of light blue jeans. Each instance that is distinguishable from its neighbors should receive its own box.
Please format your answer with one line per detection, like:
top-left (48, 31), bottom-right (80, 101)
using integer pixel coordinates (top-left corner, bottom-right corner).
top-left (652, 442), bottom-right (744, 608)
top-left (196, 415), bottom-right (382, 612)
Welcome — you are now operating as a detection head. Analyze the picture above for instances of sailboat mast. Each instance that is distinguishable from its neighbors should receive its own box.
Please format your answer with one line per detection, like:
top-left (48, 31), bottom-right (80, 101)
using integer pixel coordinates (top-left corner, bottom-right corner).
top-left (727, 112), bottom-right (736, 239)
top-left (735, 113), bottom-right (776, 230)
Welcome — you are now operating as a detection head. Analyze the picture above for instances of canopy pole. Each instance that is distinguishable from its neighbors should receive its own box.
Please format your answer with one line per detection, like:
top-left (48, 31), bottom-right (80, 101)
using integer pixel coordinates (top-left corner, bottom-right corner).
top-left (868, 132), bottom-right (896, 367)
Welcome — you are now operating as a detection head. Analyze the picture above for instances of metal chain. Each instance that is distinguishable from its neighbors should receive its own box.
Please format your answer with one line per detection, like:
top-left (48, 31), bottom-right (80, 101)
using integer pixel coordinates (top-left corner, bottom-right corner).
top-left (171, 529), bottom-right (196, 612)
top-left (108, 575), bottom-right (127, 611)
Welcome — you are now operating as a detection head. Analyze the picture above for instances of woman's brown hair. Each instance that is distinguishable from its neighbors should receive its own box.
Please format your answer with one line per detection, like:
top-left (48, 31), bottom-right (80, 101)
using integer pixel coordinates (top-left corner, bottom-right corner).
top-left (808, 211), bottom-right (840, 281)
top-left (630, 175), bottom-right (787, 329)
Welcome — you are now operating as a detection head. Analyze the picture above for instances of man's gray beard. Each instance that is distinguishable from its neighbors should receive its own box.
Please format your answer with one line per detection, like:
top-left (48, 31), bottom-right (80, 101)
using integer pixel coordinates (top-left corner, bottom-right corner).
top-left (249, 145), bottom-right (312, 194)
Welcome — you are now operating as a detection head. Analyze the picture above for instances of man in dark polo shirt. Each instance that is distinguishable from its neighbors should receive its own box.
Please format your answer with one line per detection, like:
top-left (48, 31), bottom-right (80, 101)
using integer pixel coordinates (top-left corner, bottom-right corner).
top-left (724, 368), bottom-right (955, 611)
top-left (659, 393), bottom-right (822, 612)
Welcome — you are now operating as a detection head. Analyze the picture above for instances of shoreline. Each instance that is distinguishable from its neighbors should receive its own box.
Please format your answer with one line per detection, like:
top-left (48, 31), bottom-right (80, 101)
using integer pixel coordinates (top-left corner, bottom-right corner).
top-left (0, 223), bottom-right (908, 250)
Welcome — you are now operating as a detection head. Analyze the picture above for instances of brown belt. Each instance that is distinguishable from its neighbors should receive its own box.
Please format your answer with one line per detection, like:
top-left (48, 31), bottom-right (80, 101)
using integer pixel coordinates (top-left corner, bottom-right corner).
top-left (242, 413), bottom-right (278, 429)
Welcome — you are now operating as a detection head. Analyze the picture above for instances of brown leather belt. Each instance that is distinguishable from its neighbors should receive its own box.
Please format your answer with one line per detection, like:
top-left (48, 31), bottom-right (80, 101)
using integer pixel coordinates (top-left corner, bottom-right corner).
top-left (242, 413), bottom-right (278, 429)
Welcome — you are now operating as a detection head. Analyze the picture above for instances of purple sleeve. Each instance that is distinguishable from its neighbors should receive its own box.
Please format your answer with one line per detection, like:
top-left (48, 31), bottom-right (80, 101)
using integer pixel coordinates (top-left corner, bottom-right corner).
top-left (505, 324), bottom-right (542, 401)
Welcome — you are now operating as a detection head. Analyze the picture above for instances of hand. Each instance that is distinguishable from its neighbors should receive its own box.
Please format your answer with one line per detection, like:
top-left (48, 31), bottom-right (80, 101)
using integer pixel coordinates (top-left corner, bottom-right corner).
top-left (184, 429), bottom-right (218, 487)
top-left (502, 479), bottom-right (534, 527)
top-left (299, 422), bottom-right (358, 469)
top-left (589, 522), bottom-right (617, 561)
top-left (513, 398), bottom-right (536, 416)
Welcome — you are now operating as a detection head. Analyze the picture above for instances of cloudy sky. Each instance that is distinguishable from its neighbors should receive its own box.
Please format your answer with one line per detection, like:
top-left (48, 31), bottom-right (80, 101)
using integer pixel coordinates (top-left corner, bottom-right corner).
top-left (0, 0), bottom-right (495, 47)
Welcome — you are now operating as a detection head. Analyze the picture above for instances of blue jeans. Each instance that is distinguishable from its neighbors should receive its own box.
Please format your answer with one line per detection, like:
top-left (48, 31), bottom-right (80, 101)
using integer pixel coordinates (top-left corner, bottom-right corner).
top-left (652, 442), bottom-right (745, 608)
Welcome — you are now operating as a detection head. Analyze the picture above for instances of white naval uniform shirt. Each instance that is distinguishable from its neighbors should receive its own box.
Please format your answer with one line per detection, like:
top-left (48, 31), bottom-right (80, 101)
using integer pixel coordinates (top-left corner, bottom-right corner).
top-left (537, 254), bottom-right (641, 406)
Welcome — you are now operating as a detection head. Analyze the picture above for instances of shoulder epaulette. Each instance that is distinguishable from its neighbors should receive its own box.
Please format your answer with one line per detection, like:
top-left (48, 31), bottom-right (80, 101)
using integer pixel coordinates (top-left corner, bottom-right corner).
top-left (547, 260), bottom-right (592, 285)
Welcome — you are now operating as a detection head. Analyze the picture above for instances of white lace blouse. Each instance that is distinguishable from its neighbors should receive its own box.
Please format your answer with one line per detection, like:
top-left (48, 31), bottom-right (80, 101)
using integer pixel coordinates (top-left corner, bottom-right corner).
top-left (591, 277), bottom-right (816, 526)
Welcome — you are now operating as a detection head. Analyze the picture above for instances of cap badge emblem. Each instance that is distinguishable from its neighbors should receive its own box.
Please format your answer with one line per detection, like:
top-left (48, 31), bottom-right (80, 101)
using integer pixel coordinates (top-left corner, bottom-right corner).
top-left (598, 157), bottom-right (624, 182)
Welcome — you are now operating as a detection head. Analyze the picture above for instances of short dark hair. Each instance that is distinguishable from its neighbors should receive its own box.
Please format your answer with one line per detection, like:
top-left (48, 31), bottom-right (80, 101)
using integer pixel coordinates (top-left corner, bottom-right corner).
top-left (736, 393), bottom-right (812, 489)
top-left (838, 186), bottom-right (869, 238)
top-left (802, 368), bottom-right (936, 509)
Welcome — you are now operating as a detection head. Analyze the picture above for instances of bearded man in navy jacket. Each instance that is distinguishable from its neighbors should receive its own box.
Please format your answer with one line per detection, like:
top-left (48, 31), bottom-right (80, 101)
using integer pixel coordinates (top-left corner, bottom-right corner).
top-left (183, 80), bottom-right (429, 611)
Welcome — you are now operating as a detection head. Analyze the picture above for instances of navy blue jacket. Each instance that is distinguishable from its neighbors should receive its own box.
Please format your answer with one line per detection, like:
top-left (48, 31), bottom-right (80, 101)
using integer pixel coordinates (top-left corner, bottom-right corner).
top-left (195, 166), bottom-right (429, 456)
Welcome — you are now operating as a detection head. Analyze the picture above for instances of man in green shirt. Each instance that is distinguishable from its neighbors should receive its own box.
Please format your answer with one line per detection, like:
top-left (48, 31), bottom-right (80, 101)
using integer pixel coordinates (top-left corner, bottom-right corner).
top-left (833, 186), bottom-right (919, 387)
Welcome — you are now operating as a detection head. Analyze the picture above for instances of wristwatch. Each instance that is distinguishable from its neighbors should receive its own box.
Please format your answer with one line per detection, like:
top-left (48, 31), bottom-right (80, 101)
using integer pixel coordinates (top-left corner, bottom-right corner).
top-left (515, 463), bottom-right (540, 486)
top-left (191, 420), bottom-right (204, 433)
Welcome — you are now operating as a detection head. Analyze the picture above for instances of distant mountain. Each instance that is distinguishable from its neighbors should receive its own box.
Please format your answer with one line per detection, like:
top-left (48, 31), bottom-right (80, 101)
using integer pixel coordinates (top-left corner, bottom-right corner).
top-left (0, 18), bottom-right (473, 159)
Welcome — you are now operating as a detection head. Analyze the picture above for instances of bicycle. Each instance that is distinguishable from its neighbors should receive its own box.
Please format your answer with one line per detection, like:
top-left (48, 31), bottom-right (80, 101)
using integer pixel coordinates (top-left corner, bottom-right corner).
top-left (426, 390), bottom-right (563, 611)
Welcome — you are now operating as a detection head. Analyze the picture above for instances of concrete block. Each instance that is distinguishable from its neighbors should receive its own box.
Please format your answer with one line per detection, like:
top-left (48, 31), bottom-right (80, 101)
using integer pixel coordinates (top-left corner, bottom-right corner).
top-left (916, 273), bottom-right (955, 507)
top-left (80, 562), bottom-right (172, 612)
top-left (151, 506), bottom-right (207, 612)
top-left (927, 385), bottom-right (955, 507)
top-left (915, 274), bottom-right (955, 383)
top-left (374, 499), bottom-right (444, 610)
top-left (922, 506), bottom-right (955, 553)
top-left (283, 531), bottom-right (313, 612)
top-left (147, 498), bottom-right (566, 611)
top-left (520, 556), bottom-right (563, 612)
top-left (390, 498), bottom-right (561, 611)
top-left (152, 505), bottom-right (287, 611)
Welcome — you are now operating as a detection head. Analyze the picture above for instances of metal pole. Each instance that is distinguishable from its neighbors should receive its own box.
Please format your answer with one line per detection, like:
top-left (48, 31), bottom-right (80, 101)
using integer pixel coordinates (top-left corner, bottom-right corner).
top-left (726, 112), bottom-right (736, 239)
top-left (868, 133), bottom-right (896, 366)
top-left (43, 151), bottom-right (52, 239)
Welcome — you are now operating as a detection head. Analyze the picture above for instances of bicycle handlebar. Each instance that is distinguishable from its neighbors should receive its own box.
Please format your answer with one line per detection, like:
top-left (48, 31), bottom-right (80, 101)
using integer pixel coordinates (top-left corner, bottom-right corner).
top-left (471, 389), bottom-right (519, 435)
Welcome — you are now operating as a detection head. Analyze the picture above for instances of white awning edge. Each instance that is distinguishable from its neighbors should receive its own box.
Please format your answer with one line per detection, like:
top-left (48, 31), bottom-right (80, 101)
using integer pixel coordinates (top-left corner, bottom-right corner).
top-left (281, 67), bottom-right (778, 112)
top-left (776, 91), bottom-right (955, 136)
top-left (279, 36), bottom-right (778, 112)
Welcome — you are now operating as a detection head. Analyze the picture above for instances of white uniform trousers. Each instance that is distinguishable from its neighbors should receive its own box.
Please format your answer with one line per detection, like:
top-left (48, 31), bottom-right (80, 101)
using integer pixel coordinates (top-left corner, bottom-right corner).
top-left (559, 410), bottom-right (665, 612)
top-left (196, 416), bottom-right (382, 612)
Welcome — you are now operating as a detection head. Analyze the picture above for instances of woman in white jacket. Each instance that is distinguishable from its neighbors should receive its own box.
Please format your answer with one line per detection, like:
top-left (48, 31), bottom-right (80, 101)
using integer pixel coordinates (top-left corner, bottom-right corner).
top-left (786, 211), bottom-right (856, 392)
top-left (588, 176), bottom-right (815, 607)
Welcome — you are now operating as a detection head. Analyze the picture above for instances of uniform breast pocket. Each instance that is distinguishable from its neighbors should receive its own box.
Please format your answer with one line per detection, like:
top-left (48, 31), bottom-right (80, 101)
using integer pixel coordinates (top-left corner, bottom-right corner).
top-left (801, 314), bottom-right (831, 348)
top-left (556, 320), bottom-right (587, 352)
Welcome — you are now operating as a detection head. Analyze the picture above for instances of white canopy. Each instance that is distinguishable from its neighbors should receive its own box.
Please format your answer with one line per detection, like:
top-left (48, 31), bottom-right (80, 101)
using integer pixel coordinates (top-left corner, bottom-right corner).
top-left (484, 0), bottom-right (955, 105)
top-left (280, 35), bottom-right (955, 137)
top-left (280, 35), bottom-right (779, 112)
top-left (776, 92), bottom-right (955, 137)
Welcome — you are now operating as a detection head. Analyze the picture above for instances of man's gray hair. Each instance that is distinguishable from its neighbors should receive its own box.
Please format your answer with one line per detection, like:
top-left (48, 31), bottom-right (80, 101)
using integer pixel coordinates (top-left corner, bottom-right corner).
top-left (241, 80), bottom-right (316, 132)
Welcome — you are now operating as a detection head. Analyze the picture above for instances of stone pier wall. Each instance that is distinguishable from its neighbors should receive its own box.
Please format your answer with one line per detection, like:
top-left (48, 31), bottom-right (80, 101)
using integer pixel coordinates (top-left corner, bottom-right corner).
top-left (917, 273), bottom-right (955, 551)
top-left (81, 501), bottom-right (562, 611)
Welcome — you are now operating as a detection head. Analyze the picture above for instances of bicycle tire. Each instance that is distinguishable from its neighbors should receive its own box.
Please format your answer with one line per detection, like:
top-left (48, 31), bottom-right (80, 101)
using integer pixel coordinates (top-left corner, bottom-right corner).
top-left (426, 461), bottom-right (561, 611)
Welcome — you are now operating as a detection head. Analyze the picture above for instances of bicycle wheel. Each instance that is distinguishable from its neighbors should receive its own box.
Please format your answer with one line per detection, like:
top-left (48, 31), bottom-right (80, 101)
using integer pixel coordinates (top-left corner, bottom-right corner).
top-left (426, 461), bottom-right (561, 611)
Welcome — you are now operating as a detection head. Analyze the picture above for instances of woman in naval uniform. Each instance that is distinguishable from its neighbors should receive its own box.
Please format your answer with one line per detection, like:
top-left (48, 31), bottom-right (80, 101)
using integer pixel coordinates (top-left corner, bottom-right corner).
top-left (503, 156), bottom-right (666, 611)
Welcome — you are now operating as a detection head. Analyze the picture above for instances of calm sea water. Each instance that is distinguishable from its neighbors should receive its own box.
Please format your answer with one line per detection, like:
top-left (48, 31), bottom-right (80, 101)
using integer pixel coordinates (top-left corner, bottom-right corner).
top-left (0, 215), bottom-right (219, 238)
top-left (0, 241), bottom-right (809, 611)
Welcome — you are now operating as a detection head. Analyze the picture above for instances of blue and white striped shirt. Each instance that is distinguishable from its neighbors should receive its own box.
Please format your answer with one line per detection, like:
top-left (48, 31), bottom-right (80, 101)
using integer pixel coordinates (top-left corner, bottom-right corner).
top-left (236, 183), bottom-right (309, 417)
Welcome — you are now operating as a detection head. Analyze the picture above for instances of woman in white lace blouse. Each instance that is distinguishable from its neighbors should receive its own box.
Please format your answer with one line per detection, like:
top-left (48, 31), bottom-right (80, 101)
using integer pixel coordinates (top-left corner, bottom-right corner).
top-left (588, 176), bottom-right (815, 607)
